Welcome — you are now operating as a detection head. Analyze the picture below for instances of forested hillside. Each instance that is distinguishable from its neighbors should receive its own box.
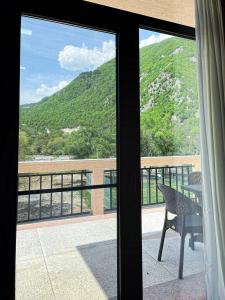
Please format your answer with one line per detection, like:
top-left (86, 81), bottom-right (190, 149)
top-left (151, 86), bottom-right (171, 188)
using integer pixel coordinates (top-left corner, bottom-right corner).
top-left (19, 37), bottom-right (200, 160)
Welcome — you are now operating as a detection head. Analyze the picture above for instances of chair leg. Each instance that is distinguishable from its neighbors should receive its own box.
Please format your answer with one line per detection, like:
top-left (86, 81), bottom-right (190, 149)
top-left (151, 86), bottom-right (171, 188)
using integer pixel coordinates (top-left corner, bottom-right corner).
top-left (179, 230), bottom-right (186, 279)
top-left (158, 218), bottom-right (167, 261)
top-left (189, 233), bottom-right (195, 250)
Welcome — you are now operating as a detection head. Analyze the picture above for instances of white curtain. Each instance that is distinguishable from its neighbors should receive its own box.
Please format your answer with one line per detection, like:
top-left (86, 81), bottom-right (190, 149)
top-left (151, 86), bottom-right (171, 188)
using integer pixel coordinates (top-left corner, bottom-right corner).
top-left (195, 0), bottom-right (225, 298)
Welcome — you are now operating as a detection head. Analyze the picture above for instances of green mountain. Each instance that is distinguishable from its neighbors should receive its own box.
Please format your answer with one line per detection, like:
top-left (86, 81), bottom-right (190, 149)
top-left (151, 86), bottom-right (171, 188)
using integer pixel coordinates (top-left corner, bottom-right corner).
top-left (19, 37), bottom-right (200, 160)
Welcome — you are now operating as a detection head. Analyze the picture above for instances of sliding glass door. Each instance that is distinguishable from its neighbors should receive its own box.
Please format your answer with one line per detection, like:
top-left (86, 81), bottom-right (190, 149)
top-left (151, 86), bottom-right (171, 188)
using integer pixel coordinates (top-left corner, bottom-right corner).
top-left (139, 27), bottom-right (205, 299)
top-left (17, 15), bottom-right (118, 300)
top-left (15, 6), bottom-right (143, 299)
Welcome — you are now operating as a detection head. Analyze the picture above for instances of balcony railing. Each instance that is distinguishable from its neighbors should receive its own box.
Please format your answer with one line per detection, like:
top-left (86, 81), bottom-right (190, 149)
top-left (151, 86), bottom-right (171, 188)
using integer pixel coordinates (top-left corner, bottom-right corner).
top-left (17, 170), bottom-right (92, 223)
top-left (17, 164), bottom-right (193, 223)
top-left (104, 169), bottom-right (117, 210)
top-left (104, 165), bottom-right (193, 211)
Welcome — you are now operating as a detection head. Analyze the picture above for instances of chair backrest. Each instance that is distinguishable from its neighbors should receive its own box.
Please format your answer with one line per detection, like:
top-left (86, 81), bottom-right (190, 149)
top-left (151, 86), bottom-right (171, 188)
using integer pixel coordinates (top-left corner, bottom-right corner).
top-left (157, 183), bottom-right (198, 215)
top-left (188, 171), bottom-right (202, 185)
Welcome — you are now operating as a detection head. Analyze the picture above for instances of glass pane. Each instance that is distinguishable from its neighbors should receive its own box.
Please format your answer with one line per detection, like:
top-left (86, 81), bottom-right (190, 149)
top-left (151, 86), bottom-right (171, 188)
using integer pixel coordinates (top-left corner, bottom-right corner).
top-left (17, 16), bottom-right (117, 299)
top-left (139, 28), bottom-right (205, 299)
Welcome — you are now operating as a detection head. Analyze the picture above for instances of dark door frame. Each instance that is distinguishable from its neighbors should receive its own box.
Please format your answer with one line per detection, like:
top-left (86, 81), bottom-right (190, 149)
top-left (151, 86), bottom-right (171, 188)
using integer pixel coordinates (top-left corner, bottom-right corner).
top-left (1, 1), bottom-right (195, 299)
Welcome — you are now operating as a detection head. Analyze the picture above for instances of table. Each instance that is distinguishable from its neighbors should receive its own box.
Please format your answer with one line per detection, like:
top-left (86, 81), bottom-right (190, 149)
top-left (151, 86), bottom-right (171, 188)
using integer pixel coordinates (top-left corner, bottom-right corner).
top-left (181, 184), bottom-right (202, 207)
top-left (181, 184), bottom-right (203, 244)
top-left (181, 184), bottom-right (202, 194)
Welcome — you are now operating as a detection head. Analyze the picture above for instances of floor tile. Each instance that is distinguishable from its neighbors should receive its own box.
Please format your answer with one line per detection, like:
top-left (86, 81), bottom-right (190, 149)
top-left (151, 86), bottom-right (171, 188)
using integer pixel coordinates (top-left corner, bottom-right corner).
top-left (45, 250), bottom-right (111, 300)
top-left (143, 236), bottom-right (204, 277)
top-left (143, 249), bottom-right (176, 287)
top-left (37, 219), bottom-right (116, 256)
top-left (16, 210), bottom-right (205, 299)
top-left (143, 272), bottom-right (205, 300)
top-left (16, 257), bottom-right (55, 300)
top-left (16, 229), bottom-right (43, 261)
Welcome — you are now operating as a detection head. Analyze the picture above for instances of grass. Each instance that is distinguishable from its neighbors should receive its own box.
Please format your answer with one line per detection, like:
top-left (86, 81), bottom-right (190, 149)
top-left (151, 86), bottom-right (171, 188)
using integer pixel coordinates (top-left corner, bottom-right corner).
top-left (104, 174), bottom-right (191, 209)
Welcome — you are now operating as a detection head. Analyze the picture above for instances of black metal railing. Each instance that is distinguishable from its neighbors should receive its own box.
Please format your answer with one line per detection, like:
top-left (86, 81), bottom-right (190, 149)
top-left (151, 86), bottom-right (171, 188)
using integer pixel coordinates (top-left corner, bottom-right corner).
top-left (140, 165), bottom-right (192, 205)
top-left (17, 170), bottom-right (92, 223)
top-left (104, 165), bottom-right (193, 210)
top-left (18, 164), bottom-right (193, 223)
top-left (104, 169), bottom-right (117, 210)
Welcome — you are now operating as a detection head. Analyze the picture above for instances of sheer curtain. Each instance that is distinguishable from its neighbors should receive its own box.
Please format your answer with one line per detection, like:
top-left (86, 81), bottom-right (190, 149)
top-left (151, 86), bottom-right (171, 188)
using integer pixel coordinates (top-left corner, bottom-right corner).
top-left (195, 0), bottom-right (225, 298)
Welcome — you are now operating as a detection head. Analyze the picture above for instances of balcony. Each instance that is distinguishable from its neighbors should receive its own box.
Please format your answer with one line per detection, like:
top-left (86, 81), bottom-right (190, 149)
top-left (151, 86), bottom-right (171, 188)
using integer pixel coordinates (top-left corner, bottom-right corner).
top-left (16, 155), bottom-right (205, 299)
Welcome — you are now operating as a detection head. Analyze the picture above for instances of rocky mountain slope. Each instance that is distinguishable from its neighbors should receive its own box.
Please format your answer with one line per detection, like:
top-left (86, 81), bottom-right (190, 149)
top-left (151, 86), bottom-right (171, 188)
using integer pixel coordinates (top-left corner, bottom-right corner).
top-left (19, 37), bottom-right (200, 160)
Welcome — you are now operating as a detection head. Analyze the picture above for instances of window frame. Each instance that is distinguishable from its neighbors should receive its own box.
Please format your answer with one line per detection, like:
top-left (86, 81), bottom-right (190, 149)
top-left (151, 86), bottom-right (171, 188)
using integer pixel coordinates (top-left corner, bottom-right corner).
top-left (1, 2), bottom-right (195, 299)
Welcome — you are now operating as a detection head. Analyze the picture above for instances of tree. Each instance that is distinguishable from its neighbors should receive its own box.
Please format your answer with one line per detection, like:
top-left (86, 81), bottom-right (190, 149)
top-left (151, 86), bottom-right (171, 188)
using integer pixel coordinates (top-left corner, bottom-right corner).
top-left (19, 130), bottom-right (29, 161)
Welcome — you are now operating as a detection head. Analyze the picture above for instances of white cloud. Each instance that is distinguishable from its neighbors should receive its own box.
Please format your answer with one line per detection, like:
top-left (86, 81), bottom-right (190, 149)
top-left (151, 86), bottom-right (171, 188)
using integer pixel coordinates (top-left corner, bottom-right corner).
top-left (20, 66), bottom-right (26, 70)
top-left (36, 80), bottom-right (71, 98)
top-left (20, 90), bottom-right (40, 105)
top-left (20, 80), bottom-right (71, 105)
top-left (58, 40), bottom-right (115, 71)
top-left (21, 28), bottom-right (32, 36)
top-left (139, 33), bottom-right (172, 48)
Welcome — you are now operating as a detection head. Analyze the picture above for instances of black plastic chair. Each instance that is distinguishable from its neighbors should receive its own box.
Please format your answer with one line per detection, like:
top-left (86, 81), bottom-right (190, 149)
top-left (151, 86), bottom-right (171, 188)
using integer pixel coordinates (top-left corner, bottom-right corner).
top-left (157, 183), bottom-right (203, 279)
top-left (188, 171), bottom-right (202, 185)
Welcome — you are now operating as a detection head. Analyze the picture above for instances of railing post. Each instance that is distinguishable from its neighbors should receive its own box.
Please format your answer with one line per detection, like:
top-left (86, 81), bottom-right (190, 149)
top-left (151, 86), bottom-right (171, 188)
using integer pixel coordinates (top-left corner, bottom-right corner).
top-left (91, 168), bottom-right (104, 215)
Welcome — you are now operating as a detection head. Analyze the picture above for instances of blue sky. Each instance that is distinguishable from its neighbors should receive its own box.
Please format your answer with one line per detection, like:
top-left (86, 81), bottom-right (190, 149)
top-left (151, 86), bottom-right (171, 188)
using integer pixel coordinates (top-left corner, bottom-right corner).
top-left (20, 16), bottom-right (172, 104)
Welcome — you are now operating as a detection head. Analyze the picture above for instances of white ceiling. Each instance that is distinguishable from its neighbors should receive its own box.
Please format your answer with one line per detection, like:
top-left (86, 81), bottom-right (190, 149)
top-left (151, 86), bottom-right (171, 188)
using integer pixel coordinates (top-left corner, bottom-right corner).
top-left (85, 0), bottom-right (195, 27)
